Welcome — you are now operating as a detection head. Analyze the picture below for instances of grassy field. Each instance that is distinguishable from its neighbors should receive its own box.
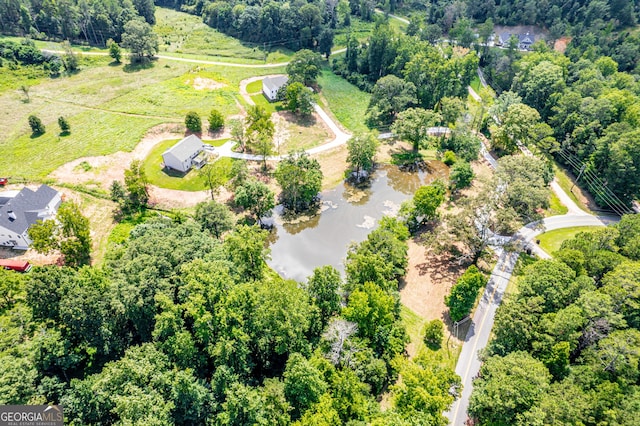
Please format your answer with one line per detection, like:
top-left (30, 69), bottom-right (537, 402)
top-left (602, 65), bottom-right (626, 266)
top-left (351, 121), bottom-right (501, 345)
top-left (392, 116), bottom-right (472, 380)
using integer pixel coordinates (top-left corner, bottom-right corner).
top-left (553, 163), bottom-right (594, 214)
top-left (277, 113), bottom-right (332, 154)
top-left (401, 306), bottom-right (461, 370)
top-left (317, 68), bottom-right (371, 133)
top-left (143, 138), bottom-right (231, 191)
top-left (154, 7), bottom-right (293, 64)
top-left (537, 226), bottom-right (601, 255)
top-left (546, 191), bottom-right (569, 216)
top-left (0, 51), bottom-right (284, 180)
top-left (251, 94), bottom-right (283, 115)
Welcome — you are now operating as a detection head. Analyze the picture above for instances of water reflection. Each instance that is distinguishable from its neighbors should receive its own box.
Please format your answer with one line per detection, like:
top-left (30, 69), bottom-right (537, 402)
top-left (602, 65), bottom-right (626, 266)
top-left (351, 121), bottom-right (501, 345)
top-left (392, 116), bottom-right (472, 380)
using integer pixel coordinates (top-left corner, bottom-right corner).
top-left (267, 164), bottom-right (447, 282)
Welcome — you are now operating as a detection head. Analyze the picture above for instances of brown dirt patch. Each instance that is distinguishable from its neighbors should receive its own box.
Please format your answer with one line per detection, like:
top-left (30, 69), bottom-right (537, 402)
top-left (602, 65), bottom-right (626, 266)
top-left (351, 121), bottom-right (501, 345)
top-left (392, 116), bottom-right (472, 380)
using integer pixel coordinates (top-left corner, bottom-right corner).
top-left (401, 240), bottom-right (465, 322)
top-left (314, 144), bottom-right (348, 190)
top-left (554, 36), bottom-right (572, 54)
top-left (191, 77), bottom-right (226, 91)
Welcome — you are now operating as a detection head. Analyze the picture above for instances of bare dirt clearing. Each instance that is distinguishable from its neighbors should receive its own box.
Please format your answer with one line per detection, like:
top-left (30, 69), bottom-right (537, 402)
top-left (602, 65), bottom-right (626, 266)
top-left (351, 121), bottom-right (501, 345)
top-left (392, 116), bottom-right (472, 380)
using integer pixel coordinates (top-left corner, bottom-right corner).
top-left (191, 77), bottom-right (226, 90)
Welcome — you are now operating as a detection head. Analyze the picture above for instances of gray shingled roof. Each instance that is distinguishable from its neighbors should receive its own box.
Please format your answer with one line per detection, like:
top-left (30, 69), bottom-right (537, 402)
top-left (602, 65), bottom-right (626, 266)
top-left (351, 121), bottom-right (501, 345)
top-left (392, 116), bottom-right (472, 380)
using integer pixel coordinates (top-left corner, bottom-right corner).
top-left (163, 134), bottom-right (204, 163)
top-left (263, 75), bottom-right (288, 93)
top-left (0, 185), bottom-right (59, 234)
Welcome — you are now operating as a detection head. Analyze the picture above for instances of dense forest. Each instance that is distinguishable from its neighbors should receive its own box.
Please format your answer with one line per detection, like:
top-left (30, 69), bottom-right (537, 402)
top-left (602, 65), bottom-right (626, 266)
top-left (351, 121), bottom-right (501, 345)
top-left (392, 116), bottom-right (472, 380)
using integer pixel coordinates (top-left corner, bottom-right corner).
top-left (0, 209), bottom-right (460, 425)
top-left (0, 0), bottom-right (155, 45)
top-left (469, 214), bottom-right (640, 425)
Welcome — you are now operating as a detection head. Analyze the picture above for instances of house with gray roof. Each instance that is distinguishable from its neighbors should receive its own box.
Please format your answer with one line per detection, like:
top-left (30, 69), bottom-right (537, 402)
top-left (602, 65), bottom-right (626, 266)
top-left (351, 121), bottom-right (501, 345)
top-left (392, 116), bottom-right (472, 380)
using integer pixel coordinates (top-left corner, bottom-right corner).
top-left (262, 75), bottom-right (288, 101)
top-left (162, 134), bottom-right (206, 173)
top-left (498, 32), bottom-right (535, 50)
top-left (0, 185), bottom-right (62, 250)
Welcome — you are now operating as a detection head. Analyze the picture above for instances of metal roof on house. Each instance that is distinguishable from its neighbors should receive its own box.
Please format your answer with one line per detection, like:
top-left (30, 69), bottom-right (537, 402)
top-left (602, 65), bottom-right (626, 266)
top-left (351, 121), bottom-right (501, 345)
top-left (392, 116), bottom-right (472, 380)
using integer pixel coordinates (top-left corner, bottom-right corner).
top-left (263, 75), bottom-right (289, 92)
top-left (163, 134), bottom-right (204, 163)
top-left (0, 185), bottom-right (59, 234)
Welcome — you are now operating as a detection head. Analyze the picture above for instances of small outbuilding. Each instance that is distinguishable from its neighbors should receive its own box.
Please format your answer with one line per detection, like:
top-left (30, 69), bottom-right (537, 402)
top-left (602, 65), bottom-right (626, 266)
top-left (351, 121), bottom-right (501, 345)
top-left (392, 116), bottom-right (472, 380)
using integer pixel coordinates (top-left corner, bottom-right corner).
top-left (262, 75), bottom-right (289, 102)
top-left (162, 135), bottom-right (206, 173)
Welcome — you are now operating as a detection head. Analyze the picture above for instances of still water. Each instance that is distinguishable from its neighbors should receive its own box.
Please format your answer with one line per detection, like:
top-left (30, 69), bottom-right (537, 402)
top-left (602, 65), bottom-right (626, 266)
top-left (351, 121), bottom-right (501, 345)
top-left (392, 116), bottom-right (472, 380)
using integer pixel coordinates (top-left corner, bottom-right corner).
top-left (267, 163), bottom-right (448, 282)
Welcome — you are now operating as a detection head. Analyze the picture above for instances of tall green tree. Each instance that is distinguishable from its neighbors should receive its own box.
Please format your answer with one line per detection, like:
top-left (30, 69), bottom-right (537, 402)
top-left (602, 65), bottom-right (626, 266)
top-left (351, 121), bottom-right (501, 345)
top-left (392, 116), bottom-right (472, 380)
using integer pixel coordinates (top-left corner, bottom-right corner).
top-left (28, 201), bottom-right (91, 267)
top-left (121, 19), bottom-right (158, 62)
top-left (346, 132), bottom-right (379, 179)
top-left (274, 151), bottom-right (323, 212)
top-left (287, 49), bottom-right (323, 85)
top-left (366, 75), bottom-right (417, 127)
top-left (234, 179), bottom-right (276, 225)
top-left (194, 200), bottom-right (234, 238)
top-left (469, 351), bottom-right (551, 425)
top-left (224, 224), bottom-right (270, 281)
top-left (391, 108), bottom-right (441, 151)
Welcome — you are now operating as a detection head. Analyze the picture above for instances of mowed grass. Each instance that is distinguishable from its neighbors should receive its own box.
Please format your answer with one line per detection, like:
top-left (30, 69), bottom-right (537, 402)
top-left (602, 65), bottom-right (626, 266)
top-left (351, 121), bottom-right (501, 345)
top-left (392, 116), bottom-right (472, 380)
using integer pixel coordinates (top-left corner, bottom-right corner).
top-left (251, 94), bottom-right (283, 115)
top-left (2, 111), bottom-right (162, 179)
top-left (246, 80), bottom-right (264, 93)
top-left (553, 163), bottom-right (595, 214)
top-left (102, 69), bottom-right (242, 119)
top-left (154, 7), bottom-right (293, 64)
top-left (537, 226), bottom-right (603, 255)
top-left (143, 138), bottom-right (231, 191)
top-left (317, 68), bottom-right (371, 133)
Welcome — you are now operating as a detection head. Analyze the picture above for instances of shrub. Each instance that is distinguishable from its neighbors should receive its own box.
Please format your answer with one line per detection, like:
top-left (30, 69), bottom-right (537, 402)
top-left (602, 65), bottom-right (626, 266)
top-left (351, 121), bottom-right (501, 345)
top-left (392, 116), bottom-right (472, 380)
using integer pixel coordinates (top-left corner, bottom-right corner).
top-left (28, 115), bottom-right (45, 135)
top-left (443, 150), bottom-right (457, 166)
top-left (423, 319), bottom-right (444, 350)
top-left (58, 116), bottom-right (70, 134)
top-left (445, 265), bottom-right (487, 322)
top-left (208, 109), bottom-right (224, 131)
top-left (185, 111), bottom-right (202, 133)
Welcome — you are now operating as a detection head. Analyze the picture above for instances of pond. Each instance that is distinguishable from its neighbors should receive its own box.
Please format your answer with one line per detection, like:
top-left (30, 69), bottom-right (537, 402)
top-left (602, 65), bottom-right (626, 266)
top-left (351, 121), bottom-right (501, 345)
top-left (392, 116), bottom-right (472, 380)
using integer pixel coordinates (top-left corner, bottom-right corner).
top-left (267, 162), bottom-right (448, 282)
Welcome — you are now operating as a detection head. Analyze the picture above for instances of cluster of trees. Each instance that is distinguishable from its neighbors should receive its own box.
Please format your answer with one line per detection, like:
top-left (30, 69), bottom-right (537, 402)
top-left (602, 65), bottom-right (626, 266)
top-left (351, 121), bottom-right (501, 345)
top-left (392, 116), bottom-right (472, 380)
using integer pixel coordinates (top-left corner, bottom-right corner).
top-left (0, 38), bottom-right (79, 77)
top-left (470, 214), bottom-right (640, 424)
top-left (164, 0), bottom-right (342, 54)
top-left (332, 22), bottom-right (478, 127)
top-left (485, 45), bottom-right (640, 206)
top-left (0, 205), bottom-right (458, 424)
top-left (0, 0), bottom-right (155, 46)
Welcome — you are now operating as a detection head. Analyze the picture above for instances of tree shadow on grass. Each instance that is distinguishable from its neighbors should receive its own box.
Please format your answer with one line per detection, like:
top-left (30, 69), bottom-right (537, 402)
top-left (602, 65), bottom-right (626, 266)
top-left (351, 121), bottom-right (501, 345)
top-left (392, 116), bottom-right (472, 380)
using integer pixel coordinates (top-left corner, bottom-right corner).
top-left (123, 58), bottom-right (155, 73)
top-left (30, 132), bottom-right (45, 139)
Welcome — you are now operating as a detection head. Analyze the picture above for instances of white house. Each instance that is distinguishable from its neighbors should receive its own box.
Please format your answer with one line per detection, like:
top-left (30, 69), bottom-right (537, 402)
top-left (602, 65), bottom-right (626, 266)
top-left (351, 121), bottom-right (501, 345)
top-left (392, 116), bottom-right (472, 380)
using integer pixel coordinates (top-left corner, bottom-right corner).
top-left (162, 134), bottom-right (206, 173)
top-left (0, 185), bottom-right (62, 250)
top-left (262, 75), bottom-right (289, 102)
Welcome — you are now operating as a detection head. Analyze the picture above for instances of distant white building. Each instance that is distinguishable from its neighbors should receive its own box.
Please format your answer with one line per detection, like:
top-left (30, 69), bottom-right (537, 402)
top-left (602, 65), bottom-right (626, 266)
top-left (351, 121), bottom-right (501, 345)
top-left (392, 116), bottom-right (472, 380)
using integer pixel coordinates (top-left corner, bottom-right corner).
top-left (162, 134), bottom-right (206, 173)
top-left (0, 185), bottom-right (62, 250)
top-left (262, 75), bottom-right (289, 102)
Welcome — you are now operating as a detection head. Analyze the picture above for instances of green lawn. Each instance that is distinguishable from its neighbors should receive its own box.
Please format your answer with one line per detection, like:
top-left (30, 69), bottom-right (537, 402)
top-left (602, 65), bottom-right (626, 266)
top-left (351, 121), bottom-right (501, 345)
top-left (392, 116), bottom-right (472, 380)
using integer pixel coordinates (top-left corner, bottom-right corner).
top-left (317, 68), bottom-right (371, 133)
top-left (251, 94), bottom-right (283, 115)
top-left (400, 306), bottom-right (461, 370)
top-left (154, 7), bottom-right (293, 64)
top-left (537, 226), bottom-right (602, 255)
top-left (143, 138), bottom-right (231, 191)
top-left (246, 80), bottom-right (264, 93)
top-left (470, 75), bottom-right (481, 93)
top-left (546, 191), bottom-right (569, 216)
top-left (553, 163), bottom-right (595, 214)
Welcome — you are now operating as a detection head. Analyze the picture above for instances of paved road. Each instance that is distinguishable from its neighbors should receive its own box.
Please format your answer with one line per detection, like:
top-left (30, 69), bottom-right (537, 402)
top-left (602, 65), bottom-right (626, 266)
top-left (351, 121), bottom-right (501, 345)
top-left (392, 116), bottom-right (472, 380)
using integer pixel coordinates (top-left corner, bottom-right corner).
top-left (445, 140), bottom-right (618, 425)
top-left (446, 249), bottom-right (520, 426)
